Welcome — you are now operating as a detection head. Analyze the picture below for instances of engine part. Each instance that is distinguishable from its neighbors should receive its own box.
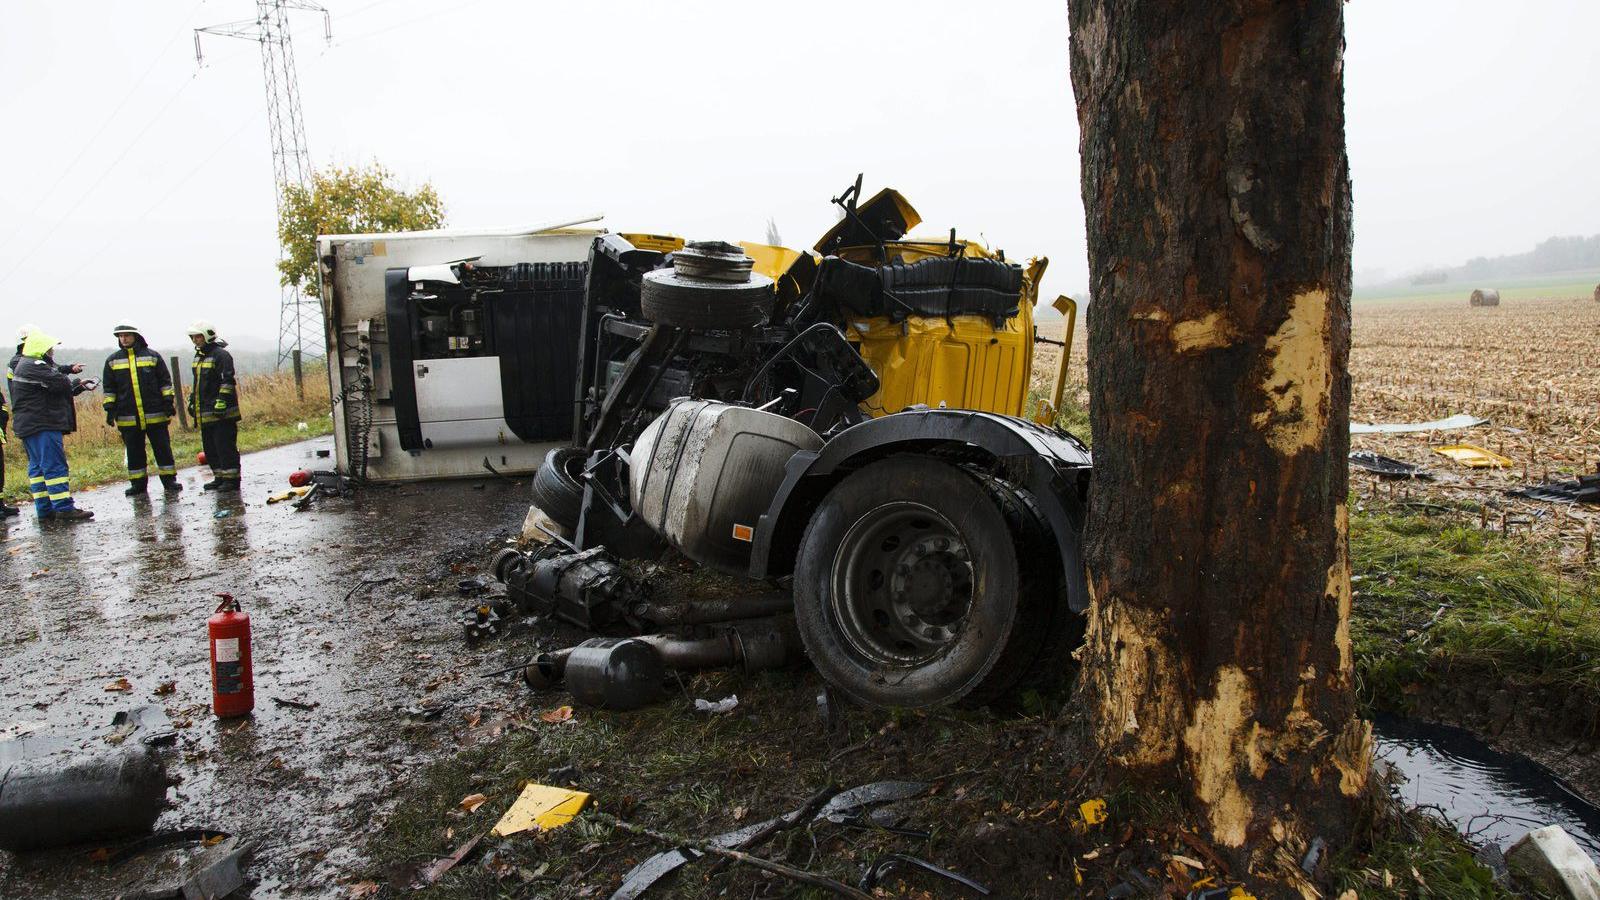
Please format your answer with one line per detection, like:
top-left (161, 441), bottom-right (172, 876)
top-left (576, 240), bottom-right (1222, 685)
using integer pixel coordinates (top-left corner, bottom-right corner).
top-left (563, 638), bottom-right (667, 710)
top-left (501, 546), bottom-right (648, 629)
top-left (670, 240), bottom-right (755, 282)
top-left (635, 618), bottom-right (803, 673)
top-left (630, 399), bottom-right (823, 574)
top-left (462, 599), bottom-right (510, 641)
top-left (634, 593), bottom-right (793, 627)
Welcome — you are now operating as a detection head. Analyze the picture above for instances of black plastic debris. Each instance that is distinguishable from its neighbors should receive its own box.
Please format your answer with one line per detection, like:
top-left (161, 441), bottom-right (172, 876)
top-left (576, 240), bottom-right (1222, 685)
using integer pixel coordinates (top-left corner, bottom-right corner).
top-left (859, 853), bottom-right (991, 895)
top-left (610, 781), bottom-right (929, 900)
top-left (1349, 450), bottom-right (1430, 479)
top-left (1507, 474), bottom-right (1600, 505)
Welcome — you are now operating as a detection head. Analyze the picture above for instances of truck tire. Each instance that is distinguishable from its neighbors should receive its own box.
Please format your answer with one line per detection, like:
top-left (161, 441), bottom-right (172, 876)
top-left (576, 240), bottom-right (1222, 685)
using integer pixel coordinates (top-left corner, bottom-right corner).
top-left (531, 447), bottom-right (586, 530)
top-left (791, 455), bottom-right (1053, 708)
top-left (640, 268), bottom-right (772, 330)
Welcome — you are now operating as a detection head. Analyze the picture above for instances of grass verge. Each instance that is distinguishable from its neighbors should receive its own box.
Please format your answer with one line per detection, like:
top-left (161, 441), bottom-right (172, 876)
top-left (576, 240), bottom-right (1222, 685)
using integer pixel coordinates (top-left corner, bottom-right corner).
top-left (3, 366), bottom-right (332, 500)
top-left (1350, 502), bottom-right (1600, 731)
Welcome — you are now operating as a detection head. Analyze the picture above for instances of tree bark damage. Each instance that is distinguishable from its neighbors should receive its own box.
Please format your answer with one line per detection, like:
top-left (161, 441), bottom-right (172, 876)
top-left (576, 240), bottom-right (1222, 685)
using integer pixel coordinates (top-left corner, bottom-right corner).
top-left (1068, 0), bottom-right (1371, 885)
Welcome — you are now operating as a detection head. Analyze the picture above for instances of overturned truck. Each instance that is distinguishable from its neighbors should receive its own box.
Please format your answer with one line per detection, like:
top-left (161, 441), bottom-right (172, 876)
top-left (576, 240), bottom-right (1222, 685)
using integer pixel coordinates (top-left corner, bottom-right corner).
top-left (323, 178), bottom-right (1091, 709)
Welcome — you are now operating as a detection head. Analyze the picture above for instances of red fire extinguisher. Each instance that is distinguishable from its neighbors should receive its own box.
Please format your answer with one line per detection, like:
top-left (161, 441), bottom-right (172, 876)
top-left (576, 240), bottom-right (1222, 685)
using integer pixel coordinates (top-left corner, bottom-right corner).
top-left (208, 593), bottom-right (254, 718)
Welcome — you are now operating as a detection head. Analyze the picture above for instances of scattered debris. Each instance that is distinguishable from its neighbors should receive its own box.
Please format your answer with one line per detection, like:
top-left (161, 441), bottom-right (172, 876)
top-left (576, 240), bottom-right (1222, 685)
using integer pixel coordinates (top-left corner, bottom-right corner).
top-left (1506, 825), bottom-right (1600, 899)
top-left (694, 695), bottom-right (739, 714)
top-left (600, 812), bottom-right (873, 900)
top-left (1299, 836), bottom-right (1328, 876)
top-left (539, 705), bottom-right (574, 724)
top-left (1077, 797), bottom-right (1109, 828)
top-left (858, 853), bottom-right (991, 895)
top-left (1349, 450), bottom-right (1431, 479)
top-left (104, 677), bottom-right (133, 692)
top-left (1508, 474), bottom-right (1600, 505)
top-left (461, 598), bottom-right (509, 641)
top-left (458, 793), bottom-right (488, 813)
top-left (0, 716), bottom-right (169, 851)
top-left (1434, 443), bottom-right (1514, 468)
top-left (415, 833), bottom-right (483, 887)
top-left (490, 783), bottom-right (589, 837)
top-left (109, 706), bottom-right (178, 747)
top-left (106, 829), bottom-right (248, 900)
top-left (1351, 413), bottom-right (1488, 434)
top-left (266, 486), bottom-right (312, 504)
top-left (270, 696), bottom-right (319, 712)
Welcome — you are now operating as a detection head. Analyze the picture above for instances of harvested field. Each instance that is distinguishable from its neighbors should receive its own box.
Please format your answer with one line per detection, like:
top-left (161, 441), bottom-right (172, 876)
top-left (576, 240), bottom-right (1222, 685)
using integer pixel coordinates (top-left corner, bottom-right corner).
top-left (1034, 294), bottom-right (1600, 550)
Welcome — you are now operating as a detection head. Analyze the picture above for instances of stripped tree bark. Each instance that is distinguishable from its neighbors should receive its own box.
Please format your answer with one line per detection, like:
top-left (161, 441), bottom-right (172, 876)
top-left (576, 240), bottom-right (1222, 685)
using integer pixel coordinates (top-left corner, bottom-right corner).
top-left (1067, 0), bottom-right (1371, 890)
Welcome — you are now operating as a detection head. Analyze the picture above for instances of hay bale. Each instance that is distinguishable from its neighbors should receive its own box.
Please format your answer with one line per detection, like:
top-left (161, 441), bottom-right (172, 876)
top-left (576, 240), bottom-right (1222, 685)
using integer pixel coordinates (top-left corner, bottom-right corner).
top-left (1469, 288), bottom-right (1500, 307)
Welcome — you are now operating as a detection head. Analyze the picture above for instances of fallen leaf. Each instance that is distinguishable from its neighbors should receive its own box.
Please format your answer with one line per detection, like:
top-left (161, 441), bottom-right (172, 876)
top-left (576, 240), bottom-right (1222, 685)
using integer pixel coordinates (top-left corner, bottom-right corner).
top-left (732, 805), bottom-right (748, 821)
top-left (103, 677), bottom-right (132, 693)
top-left (203, 833), bottom-right (227, 847)
top-left (154, 681), bottom-right (177, 696)
top-left (539, 706), bottom-right (574, 724)
top-left (460, 793), bottom-right (488, 813)
top-left (1171, 854), bottom-right (1206, 870)
top-left (348, 882), bottom-right (380, 898)
top-left (87, 847), bottom-right (112, 863)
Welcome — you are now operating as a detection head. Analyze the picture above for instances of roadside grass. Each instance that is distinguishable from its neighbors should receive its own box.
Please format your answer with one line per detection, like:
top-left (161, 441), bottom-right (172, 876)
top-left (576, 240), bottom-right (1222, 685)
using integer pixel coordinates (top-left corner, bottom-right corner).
top-left (1349, 503), bottom-right (1600, 722)
top-left (2, 366), bottom-right (332, 501)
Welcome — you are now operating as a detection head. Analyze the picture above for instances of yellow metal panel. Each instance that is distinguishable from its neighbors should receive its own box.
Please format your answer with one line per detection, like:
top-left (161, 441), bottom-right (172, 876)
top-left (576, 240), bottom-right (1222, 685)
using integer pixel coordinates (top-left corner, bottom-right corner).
top-left (618, 232), bottom-right (685, 254)
top-left (849, 301), bottom-right (1033, 417)
top-left (738, 241), bottom-right (805, 280)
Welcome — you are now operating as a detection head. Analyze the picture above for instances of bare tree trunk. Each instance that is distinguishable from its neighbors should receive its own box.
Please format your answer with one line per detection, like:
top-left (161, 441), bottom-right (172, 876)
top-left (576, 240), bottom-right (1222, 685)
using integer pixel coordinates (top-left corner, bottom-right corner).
top-left (1068, 0), bottom-right (1371, 886)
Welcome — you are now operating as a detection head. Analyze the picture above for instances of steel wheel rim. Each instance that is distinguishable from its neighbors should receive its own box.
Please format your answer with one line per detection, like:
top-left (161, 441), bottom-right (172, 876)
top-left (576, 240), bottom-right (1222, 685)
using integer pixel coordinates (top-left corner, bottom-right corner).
top-left (830, 501), bottom-right (975, 667)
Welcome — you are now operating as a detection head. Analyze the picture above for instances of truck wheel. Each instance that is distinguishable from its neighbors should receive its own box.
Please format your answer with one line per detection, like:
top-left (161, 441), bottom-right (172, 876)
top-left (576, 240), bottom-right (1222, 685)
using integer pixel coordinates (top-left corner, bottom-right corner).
top-left (792, 456), bottom-right (1043, 708)
top-left (639, 268), bottom-right (772, 330)
top-left (531, 447), bottom-right (586, 530)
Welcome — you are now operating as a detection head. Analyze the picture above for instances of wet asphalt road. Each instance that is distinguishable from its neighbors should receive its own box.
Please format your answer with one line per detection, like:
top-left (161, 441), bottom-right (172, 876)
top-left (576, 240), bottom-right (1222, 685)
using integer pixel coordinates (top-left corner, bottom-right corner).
top-left (0, 438), bottom-right (536, 897)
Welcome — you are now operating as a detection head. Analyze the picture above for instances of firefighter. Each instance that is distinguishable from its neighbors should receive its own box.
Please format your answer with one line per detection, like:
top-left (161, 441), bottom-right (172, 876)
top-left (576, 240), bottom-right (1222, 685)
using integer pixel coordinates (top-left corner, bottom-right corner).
top-left (0, 368), bottom-right (15, 518)
top-left (188, 321), bottom-right (241, 491)
top-left (102, 323), bottom-right (181, 495)
top-left (8, 330), bottom-right (94, 522)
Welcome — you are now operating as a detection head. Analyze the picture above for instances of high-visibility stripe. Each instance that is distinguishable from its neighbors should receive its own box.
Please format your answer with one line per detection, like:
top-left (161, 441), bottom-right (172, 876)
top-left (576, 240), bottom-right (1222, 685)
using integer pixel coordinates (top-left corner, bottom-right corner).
top-left (127, 468), bottom-right (147, 478)
top-left (44, 477), bottom-right (69, 486)
top-left (212, 468), bottom-right (240, 476)
top-left (144, 413), bottom-right (170, 424)
top-left (103, 394), bottom-right (117, 405)
top-left (116, 416), bottom-right (139, 426)
top-left (126, 349), bottom-right (148, 427)
top-left (109, 360), bottom-right (132, 370)
top-left (136, 359), bottom-right (156, 367)
top-left (196, 361), bottom-right (216, 369)
top-left (218, 386), bottom-right (235, 394)
top-left (161, 387), bottom-right (174, 396)
top-left (48, 492), bottom-right (71, 501)
top-left (30, 476), bottom-right (45, 484)
top-left (155, 464), bottom-right (177, 475)
top-left (31, 489), bottom-right (48, 499)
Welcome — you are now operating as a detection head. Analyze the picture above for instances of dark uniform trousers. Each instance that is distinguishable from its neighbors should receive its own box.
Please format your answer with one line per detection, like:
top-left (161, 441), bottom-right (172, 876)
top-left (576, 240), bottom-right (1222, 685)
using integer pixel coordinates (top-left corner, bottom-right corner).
top-left (121, 423), bottom-right (177, 486)
top-left (201, 420), bottom-right (240, 483)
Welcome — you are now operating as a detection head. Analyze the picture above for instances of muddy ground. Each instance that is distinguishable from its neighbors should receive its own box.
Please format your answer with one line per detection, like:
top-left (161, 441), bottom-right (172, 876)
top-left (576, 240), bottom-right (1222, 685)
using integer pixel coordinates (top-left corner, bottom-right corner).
top-left (0, 437), bottom-right (542, 898)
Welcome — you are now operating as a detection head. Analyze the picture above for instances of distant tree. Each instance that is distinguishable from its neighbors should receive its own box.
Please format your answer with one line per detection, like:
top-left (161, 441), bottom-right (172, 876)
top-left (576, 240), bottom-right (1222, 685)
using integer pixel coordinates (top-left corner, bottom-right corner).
top-left (277, 163), bottom-right (446, 298)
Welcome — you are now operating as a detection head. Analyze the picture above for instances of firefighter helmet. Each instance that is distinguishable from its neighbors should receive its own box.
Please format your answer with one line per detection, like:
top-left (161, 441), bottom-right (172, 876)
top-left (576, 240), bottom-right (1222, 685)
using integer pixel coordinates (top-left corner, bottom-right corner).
top-left (111, 322), bottom-right (142, 337)
top-left (14, 323), bottom-right (38, 343)
top-left (187, 320), bottom-right (218, 342)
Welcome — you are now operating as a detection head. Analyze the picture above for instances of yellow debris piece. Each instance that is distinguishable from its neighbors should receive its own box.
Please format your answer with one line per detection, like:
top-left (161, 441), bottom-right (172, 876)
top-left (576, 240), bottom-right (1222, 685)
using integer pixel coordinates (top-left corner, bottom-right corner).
top-left (1433, 443), bottom-right (1514, 468)
top-left (266, 486), bottom-right (313, 504)
top-left (1078, 798), bottom-right (1108, 826)
top-left (1228, 888), bottom-right (1259, 900)
top-left (490, 783), bottom-right (590, 837)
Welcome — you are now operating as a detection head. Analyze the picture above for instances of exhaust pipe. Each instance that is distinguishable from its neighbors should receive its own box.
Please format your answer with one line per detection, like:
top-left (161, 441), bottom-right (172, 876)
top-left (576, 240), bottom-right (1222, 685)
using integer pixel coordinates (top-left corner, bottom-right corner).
top-left (523, 618), bottom-right (803, 709)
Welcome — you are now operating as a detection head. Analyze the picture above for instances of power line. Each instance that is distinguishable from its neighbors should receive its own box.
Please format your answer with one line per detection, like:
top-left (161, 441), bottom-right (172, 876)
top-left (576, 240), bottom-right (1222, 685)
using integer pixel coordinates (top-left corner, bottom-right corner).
top-left (0, 73), bottom-right (201, 289)
top-left (0, 0), bottom-right (212, 257)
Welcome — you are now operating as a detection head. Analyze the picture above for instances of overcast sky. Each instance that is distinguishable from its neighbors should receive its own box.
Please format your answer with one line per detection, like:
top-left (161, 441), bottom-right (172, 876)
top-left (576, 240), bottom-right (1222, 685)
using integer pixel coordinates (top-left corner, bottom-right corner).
top-left (2, 1), bottom-right (1596, 349)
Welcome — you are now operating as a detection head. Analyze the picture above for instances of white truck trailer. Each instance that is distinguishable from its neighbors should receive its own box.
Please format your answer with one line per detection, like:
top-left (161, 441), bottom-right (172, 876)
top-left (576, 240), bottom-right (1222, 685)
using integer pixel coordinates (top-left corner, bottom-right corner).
top-left (317, 220), bottom-right (603, 482)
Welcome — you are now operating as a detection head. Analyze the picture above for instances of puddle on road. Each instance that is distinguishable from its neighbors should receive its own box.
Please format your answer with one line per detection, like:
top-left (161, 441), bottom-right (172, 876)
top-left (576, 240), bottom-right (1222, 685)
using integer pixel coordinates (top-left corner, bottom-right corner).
top-left (1375, 713), bottom-right (1600, 862)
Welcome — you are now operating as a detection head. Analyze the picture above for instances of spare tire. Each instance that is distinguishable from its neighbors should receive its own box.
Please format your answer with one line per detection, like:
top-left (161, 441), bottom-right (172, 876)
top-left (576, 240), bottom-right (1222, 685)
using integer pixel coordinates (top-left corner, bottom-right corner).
top-left (531, 447), bottom-right (586, 530)
top-left (640, 267), bottom-right (773, 330)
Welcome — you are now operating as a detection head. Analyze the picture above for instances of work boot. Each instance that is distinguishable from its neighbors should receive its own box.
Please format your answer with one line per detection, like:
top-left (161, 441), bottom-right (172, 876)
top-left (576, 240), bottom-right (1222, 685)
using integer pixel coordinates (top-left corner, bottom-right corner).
top-left (0, 502), bottom-right (18, 518)
top-left (213, 479), bottom-right (241, 493)
top-left (162, 478), bottom-right (183, 493)
top-left (202, 480), bottom-right (221, 491)
top-left (53, 508), bottom-right (94, 522)
top-left (124, 480), bottom-right (148, 497)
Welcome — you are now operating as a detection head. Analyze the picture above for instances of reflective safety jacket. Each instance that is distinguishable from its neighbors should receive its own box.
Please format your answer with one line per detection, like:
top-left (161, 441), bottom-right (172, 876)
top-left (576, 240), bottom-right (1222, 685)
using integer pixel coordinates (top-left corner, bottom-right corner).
top-left (8, 353), bottom-right (85, 438)
top-left (190, 340), bottom-right (241, 425)
top-left (102, 338), bottom-right (175, 429)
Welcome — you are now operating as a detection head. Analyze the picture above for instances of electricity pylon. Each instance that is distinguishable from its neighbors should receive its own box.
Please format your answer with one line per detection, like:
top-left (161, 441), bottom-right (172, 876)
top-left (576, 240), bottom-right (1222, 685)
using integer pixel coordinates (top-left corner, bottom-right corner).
top-left (195, 1), bottom-right (330, 367)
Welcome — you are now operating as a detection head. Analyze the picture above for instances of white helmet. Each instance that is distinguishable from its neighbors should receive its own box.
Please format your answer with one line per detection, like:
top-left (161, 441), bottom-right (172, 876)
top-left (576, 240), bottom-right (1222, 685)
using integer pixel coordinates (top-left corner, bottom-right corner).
top-left (15, 323), bottom-right (38, 343)
top-left (111, 322), bottom-right (142, 337)
top-left (187, 320), bottom-right (218, 342)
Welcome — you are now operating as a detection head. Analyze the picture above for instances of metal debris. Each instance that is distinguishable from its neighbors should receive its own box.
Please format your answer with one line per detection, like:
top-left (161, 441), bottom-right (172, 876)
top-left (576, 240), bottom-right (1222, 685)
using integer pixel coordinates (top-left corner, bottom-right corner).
top-left (1351, 413), bottom-right (1488, 435)
top-left (1349, 450), bottom-right (1431, 479)
top-left (859, 853), bottom-right (991, 895)
top-left (1508, 474), bottom-right (1600, 505)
